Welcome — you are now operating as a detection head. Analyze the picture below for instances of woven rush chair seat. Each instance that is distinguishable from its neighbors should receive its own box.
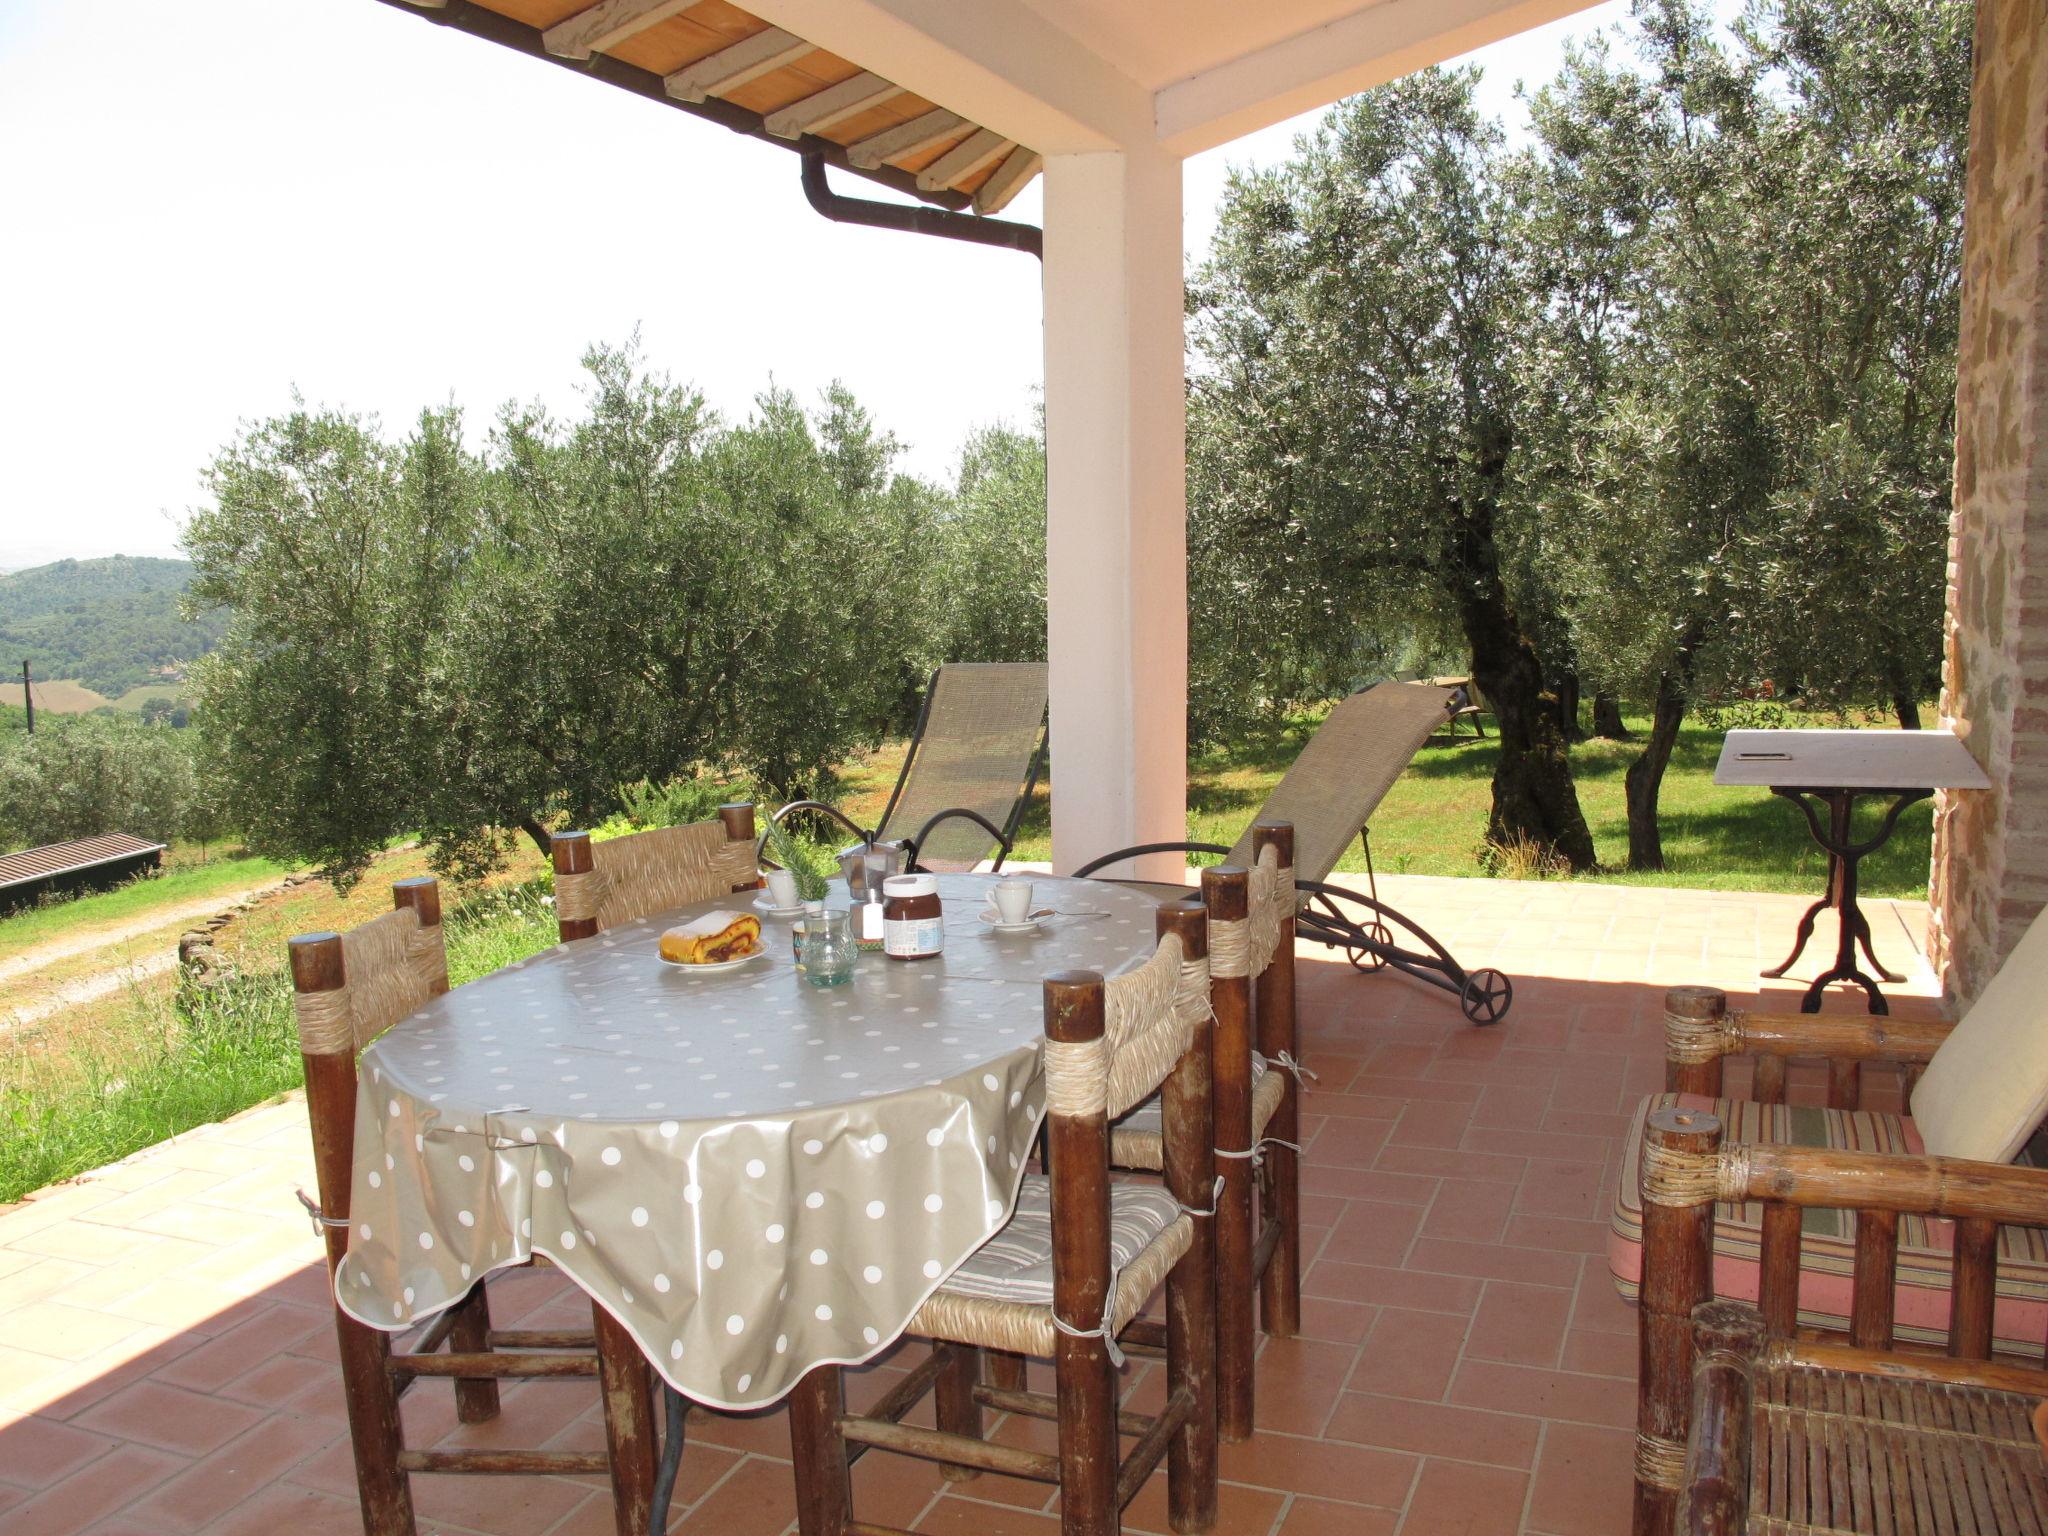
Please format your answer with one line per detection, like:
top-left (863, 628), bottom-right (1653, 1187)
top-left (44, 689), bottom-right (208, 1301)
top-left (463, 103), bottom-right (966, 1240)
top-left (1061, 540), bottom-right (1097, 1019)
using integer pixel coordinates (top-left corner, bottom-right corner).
top-left (1111, 1054), bottom-right (1281, 1172)
top-left (911, 1177), bottom-right (1192, 1354)
top-left (1612, 1093), bottom-right (2048, 1354)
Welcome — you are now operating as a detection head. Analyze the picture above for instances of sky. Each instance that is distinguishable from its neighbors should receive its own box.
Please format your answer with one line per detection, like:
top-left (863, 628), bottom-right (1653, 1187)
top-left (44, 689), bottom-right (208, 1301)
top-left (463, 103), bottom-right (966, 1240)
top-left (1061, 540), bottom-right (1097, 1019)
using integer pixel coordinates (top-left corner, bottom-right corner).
top-left (0, 0), bottom-right (1633, 570)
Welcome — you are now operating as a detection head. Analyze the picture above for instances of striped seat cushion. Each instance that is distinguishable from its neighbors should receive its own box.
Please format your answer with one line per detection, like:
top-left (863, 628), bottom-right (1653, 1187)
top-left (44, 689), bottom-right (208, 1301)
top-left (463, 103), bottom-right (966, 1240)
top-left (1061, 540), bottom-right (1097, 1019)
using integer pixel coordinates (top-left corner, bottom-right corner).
top-left (939, 1174), bottom-right (1184, 1305)
top-left (1610, 1093), bottom-right (2048, 1355)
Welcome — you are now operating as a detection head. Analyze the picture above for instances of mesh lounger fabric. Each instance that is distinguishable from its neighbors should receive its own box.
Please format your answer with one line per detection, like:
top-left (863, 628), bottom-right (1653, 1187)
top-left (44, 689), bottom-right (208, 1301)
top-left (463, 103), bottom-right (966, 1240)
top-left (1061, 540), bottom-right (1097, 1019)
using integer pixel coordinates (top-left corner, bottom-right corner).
top-left (1610, 1093), bottom-right (2048, 1355)
top-left (1219, 682), bottom-right (1456, 887)
top-left (877, 663), bottom-right (1048, 871)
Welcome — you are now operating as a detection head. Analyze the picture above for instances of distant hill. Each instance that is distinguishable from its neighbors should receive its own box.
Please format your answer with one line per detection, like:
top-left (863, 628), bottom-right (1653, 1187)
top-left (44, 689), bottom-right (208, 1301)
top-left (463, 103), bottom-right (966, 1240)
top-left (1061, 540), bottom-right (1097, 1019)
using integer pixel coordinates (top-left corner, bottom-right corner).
top-left (0, 556), bottom-right (226, 700)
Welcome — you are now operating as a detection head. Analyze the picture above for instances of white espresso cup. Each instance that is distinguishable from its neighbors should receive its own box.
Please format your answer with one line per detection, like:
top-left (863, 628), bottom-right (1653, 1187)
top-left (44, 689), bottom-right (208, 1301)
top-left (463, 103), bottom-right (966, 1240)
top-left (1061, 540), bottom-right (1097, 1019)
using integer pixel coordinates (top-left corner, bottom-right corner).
top-left (990, 878), bottom-right (1034, 925)
top-left (764, 867), bottom-right (799, 910)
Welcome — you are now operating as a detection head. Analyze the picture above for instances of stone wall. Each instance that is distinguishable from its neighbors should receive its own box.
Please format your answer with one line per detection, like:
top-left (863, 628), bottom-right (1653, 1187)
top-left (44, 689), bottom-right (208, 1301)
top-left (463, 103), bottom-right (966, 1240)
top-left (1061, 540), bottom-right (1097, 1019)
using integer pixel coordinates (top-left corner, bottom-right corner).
top-left (1929, 0), bottom-right (2048, 1007)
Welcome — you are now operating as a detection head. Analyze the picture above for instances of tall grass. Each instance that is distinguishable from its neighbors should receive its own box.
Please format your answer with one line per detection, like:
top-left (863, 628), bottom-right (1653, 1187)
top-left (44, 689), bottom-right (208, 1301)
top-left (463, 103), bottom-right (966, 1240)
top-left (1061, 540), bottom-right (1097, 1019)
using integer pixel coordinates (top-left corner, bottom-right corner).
top-left (0, 880), bottom-right (561, 1204)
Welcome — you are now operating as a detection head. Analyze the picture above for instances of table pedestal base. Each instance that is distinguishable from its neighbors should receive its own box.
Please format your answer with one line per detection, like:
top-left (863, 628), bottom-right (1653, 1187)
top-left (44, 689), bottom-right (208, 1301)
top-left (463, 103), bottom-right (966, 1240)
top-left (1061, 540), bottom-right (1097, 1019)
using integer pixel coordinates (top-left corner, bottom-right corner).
top-left (1762, 788), bottom-right (1928, 1016)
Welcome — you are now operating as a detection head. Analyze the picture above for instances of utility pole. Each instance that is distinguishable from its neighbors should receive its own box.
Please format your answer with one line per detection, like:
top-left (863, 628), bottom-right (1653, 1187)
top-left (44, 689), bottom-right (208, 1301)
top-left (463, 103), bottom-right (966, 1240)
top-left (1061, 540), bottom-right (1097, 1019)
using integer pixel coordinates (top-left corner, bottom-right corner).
top-left (21, 660), bottom-right (32, 734)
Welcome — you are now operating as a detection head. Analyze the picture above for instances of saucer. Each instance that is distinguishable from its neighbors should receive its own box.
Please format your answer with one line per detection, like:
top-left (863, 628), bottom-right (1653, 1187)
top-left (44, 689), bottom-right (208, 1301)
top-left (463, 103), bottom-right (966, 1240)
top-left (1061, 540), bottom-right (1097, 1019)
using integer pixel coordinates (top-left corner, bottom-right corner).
top-left (978, 910), bottom-right (1044, 934)
top-left (754, 895), bottom-right (805, 918)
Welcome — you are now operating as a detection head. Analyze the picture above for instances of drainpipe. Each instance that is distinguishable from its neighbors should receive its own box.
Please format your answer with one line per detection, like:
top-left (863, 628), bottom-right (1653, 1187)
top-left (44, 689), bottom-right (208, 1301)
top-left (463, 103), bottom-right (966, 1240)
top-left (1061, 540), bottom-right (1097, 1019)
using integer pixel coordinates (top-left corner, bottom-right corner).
top-left (799, 153), bottom-right (1042, 261)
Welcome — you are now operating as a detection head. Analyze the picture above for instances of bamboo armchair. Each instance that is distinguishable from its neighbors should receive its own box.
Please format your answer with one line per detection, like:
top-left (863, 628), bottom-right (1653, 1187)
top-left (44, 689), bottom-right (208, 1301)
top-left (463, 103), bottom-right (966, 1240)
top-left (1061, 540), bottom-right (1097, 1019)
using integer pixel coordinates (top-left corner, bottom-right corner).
top-left (1638, 1106), bottom-right (2048, 1536)
top-left (550, 803), bottom-right (760, 942)
top-left (291, 879), bottom-right (656, 1536)
top-left (1108, 826), bottom-right (1303, 1443)
top-left (786, 902), bottom-right (1221, 1536)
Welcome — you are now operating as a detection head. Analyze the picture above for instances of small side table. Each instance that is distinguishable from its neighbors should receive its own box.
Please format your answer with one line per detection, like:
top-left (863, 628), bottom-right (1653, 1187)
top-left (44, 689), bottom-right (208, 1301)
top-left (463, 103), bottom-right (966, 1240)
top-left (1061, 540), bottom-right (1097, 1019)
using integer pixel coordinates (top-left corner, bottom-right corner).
top-left (1715, 728), bottom-right (1989, 1014)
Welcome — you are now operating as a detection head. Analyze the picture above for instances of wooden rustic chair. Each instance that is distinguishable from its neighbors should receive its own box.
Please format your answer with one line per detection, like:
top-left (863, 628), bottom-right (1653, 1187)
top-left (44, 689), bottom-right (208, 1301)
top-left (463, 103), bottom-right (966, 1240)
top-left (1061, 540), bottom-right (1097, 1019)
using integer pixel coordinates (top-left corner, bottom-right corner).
top-left (292, 878), bottom-right (657, 1536)
top-left (551, 802), bottom-right (760, 940)
top-left (1637, 1106), bottom-right (2048, 1536)
top-left (785, 902), bottom-right (1221, 1536)
top-left (1108, 829), bottom-right (1303, 1442)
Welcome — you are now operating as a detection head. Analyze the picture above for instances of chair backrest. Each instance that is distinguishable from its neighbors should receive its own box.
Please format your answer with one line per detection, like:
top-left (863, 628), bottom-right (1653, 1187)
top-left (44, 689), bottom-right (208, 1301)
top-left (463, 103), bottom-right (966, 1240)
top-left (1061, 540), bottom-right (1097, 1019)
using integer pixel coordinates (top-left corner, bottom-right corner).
top-left (1041, 901), bottom-right (1215, 1342)
top-left (289, 878), bottom-right (449, 1277)
top-left (552, 805), bottom-right (758, 941)
top-left (1910, 904), bottom-right (2048, 1161)
top-left (1220, 682), bottom-right (1455, 885)
top-left (875, 663), bottom-right (1048, 871)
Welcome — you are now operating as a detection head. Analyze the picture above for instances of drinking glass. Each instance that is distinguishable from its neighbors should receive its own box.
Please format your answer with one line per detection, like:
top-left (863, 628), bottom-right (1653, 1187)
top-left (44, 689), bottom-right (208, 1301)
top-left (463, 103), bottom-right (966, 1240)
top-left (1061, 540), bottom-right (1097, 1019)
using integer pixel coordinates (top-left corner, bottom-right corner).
top-left (800, 906), bottom-right (856, 987)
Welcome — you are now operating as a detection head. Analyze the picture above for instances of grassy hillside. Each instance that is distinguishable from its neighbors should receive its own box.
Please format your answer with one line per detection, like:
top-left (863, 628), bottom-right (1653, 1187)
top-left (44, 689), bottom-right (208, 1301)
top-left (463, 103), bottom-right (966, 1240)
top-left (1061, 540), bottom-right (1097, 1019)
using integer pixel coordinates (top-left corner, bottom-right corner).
top-left (0, 556), bottom-right (225, 698)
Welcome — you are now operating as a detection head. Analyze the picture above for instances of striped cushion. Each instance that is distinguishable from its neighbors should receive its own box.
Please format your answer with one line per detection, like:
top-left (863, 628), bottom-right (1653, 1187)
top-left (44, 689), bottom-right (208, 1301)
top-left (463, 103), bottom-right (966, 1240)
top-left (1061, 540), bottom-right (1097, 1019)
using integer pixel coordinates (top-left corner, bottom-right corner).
top-left (1610, 1094), bottom-right (2048, 1355)
top-left (939, 1175), bottom-right (1184, 1304)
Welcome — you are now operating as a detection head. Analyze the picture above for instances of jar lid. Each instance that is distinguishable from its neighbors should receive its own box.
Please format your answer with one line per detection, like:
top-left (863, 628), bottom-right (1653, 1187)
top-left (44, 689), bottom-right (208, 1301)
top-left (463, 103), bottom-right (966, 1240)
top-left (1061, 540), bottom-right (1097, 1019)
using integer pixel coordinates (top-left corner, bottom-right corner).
top-left (882, 873), bottom-right (938, 898)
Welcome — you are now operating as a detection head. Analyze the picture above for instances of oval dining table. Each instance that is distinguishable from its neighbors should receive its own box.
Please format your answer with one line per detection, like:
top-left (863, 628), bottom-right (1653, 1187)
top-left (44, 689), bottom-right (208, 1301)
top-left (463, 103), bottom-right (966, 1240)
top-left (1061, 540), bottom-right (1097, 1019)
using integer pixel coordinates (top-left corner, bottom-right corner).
top-left (335, 871), bottom-right (1167, 1413)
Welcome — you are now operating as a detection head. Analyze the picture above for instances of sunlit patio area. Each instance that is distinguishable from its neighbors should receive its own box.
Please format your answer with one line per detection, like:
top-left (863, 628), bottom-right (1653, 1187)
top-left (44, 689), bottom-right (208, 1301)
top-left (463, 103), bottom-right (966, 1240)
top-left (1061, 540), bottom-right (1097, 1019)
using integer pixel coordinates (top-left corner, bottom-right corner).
top-left (0, 876), bottom-right (1943, 1536)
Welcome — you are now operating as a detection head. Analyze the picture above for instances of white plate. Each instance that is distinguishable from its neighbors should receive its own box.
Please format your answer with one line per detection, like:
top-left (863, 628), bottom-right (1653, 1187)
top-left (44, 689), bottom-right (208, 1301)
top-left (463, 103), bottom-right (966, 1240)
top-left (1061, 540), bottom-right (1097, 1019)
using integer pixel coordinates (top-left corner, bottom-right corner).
top-left (753, 895), bottom-right (805, 918)
top-left (977, 911), bottom-right (1044, 935)
top-left (659, 945), bottom-right (770, 973)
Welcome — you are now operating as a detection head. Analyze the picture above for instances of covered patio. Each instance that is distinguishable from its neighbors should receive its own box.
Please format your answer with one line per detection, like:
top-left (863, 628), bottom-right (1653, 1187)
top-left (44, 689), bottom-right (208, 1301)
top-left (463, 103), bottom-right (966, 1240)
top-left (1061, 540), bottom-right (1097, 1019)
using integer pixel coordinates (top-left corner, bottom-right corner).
top-left (0, 877), bottom-right (1945, 1536)
top-left (3, 0), bottom-right (2046, 1532)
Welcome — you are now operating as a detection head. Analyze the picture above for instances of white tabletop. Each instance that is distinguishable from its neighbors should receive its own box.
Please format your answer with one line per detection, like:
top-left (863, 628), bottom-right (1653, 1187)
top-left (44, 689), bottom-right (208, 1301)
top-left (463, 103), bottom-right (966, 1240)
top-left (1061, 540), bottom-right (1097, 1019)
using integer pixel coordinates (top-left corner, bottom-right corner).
top-left (1714, 728), bottom-right (1991, 790)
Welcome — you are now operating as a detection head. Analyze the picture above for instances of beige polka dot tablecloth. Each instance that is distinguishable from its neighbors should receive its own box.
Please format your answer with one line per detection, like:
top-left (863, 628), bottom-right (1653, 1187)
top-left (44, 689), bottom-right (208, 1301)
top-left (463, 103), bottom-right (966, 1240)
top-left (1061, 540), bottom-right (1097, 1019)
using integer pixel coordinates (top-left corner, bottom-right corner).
top-left (335, 873), bottom-right (1163, 1410)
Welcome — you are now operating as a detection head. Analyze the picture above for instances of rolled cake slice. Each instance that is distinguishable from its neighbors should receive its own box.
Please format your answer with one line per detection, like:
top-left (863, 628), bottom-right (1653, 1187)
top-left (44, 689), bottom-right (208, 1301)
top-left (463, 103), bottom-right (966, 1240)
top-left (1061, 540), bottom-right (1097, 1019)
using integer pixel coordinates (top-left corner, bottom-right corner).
top-left (659, 910), bottom-right (762, 964)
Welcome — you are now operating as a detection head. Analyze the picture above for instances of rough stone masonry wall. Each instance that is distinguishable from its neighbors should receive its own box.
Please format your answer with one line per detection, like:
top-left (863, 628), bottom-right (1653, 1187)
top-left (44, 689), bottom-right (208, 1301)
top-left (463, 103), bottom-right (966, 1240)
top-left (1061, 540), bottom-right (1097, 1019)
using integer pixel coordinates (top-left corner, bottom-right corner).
top-left (1929, 0), bottom-right (2048, 1007)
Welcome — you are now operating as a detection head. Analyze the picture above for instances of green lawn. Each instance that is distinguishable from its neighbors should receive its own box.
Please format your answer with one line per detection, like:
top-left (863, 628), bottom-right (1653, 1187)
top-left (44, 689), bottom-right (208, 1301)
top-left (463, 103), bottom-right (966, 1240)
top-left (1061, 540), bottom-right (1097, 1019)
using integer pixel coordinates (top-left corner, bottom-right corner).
top-left (979, 709), bottom-right (1931, 899)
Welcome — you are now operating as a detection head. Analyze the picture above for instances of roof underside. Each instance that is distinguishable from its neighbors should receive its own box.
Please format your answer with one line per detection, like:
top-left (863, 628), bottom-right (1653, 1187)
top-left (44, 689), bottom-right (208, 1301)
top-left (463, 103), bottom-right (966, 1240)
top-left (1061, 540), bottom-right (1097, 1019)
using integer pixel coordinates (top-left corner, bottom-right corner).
top-left (0, 834), bottom-right (165, 891)
top-left (384, 0), bottom-right (1043, 215)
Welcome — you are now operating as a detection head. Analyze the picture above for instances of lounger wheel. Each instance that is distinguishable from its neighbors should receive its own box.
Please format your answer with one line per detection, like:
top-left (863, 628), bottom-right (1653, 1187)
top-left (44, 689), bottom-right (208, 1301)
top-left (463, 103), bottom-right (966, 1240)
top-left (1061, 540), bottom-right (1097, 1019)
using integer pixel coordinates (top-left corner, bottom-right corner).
top-left (1344, 920), bottom-right (1394, 972)
top-left (1459, 969), bottom-right (1512, 1025)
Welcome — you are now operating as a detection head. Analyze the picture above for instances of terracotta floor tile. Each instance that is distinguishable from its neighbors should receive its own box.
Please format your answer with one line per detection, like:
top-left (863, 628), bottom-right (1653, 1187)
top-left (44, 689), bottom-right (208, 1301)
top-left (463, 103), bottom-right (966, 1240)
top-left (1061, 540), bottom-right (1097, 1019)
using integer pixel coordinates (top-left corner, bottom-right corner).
top-left (122, 1411), bottom-right (335, 1532)
top-left (668, 1452), bottom-right (797, 1536)
top-left (0, 1412), bottom-right (113, 1489)
top-left (1279, 1495), bottom-right (1401, 1536)
top-left (1122, 1467), bottom-right (1285, 1536)
top-left (196, 1477), bottom-right (364, 1536)
top-left (1217, 1428), bottom-right (1416, 1507)
top-left (916, 1493), bottom-right (1063, 1536)
top-left (75, 1379), bottom-right (266, 1457)
top-left (1318, 1201), bottom-right (1425, 1268)
top-left (149, 1305), bottom-right (324, 1395)
top-left (1418, 1179), bottom-right (1518, 1245)
top-left (1559, 1326), bottom-right (1635, 1381)
top-left (1304, 1260), bottom-right (1481, 1316)
top-left (1404, 1239), bottom-right (1580, 1290)
top-left (1449, 1360), bottom-right (1635, 1430)
top-left (1325, 1393), bottom-right (1540, 1470)
top-left (1465, 1283), bottom-right (1574, 1370)
top-left (1347, 1308), bottom-right (1468, 1402)
top-left (4, 1442), bottom-right (187, 1536)
top-left (408, 1466), bottom-right (588, 1536)
top-left (1525, 1421), bottom-right (1634, 1535)
top-left (0, 1301), bottom-right (151, 1363)
top-left (1399, 1458), bottom-right (1529, 1536)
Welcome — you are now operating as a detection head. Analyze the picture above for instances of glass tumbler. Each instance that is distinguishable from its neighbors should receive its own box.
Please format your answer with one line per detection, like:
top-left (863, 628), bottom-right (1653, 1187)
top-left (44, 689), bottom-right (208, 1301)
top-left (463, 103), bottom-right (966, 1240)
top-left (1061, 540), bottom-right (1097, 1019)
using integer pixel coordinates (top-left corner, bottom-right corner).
top-left (800, 905), bottom-right (856, 987)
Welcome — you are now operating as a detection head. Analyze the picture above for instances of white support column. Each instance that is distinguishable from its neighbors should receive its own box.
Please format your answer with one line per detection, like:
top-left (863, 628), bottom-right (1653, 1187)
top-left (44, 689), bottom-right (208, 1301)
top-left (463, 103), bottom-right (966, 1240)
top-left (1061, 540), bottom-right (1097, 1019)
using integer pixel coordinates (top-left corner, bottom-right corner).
top-left (1041, 150), bottom-right (1187, 878)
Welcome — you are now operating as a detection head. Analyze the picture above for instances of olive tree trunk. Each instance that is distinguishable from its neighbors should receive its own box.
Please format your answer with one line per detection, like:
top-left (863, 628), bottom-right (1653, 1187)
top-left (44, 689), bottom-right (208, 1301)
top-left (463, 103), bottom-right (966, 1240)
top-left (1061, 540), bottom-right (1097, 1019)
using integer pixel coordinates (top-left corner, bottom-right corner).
top-left (1455, 519), bottom-right (1597, 872)
top-left (1592, 693), bottom-right (1633, 740)
top-left (1623, 663), bottom-right (1694, 872)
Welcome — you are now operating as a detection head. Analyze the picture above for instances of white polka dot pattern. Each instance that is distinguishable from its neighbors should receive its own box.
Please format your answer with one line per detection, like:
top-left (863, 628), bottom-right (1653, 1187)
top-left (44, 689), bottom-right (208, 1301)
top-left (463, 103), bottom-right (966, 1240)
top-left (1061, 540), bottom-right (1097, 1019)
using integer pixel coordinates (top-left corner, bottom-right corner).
top-left (331, 873), bottom-right (1160, 1412)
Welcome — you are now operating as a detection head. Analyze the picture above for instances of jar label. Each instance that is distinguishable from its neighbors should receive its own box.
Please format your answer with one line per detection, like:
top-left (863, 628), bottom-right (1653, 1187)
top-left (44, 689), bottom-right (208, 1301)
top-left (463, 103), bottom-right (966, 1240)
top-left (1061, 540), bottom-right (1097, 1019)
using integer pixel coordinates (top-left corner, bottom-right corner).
top-left (860, 902), bottom-right (885, 941)
top-left (883, 916), bottom-right (944, 958)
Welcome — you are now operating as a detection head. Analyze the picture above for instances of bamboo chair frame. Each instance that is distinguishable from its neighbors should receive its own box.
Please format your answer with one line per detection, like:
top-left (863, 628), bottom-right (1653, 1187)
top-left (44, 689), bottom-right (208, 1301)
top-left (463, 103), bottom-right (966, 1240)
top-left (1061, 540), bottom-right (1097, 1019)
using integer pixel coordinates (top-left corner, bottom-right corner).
top-left (551, 803), bottom-right (761, 942)
top-left (1633, 1104), bottom-right (2048, 1536)
top-left (785, 902), bottom-right (1222, 1536)
top-left (291, 879), bottom-right (656, 1536)
top-left (1108, 825), bottom-right (1303, 1443)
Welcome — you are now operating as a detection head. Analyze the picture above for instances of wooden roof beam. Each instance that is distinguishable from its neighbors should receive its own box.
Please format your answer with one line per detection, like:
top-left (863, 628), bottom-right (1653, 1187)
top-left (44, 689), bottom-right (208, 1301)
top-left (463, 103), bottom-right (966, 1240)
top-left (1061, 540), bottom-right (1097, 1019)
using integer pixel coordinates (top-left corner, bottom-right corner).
top-left (763, 71), bottom-right (904, 140)
top-left (915, 127), bottom-right (1012, 193)
top-left (541, 0), bottom-right (693, 59)
top-left (846, 108), bottom-right (965, 169)
top-left (664, 27), bottom-right (814, 104)
top-left (973, 147), bottom-right (1041, 216)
